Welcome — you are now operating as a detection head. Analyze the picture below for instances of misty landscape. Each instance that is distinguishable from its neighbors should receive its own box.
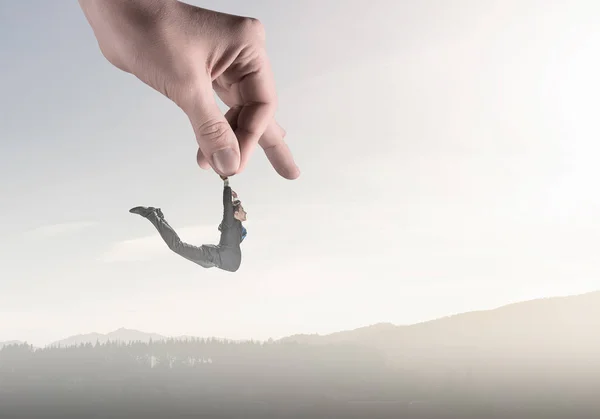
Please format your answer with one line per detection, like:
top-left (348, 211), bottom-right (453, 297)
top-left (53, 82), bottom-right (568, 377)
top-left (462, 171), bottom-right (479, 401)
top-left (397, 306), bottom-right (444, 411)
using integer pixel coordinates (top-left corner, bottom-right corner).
top-left (4, 0), bottom-right (600, 417)
top-left (2, 292), bottom-right (600, 418)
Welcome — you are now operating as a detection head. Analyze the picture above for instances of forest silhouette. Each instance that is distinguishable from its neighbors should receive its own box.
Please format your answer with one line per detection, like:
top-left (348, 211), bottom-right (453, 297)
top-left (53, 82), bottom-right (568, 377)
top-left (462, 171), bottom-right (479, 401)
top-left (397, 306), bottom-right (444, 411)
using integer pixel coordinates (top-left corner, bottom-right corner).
top-left (2, 291), bottom-right (600, 418)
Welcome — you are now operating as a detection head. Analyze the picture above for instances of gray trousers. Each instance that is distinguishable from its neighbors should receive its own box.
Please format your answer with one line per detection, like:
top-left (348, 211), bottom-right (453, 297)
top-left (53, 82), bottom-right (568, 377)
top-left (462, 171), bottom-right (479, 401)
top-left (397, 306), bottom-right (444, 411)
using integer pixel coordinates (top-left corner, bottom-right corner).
top-left (146, 212), bottom-right (241, 272)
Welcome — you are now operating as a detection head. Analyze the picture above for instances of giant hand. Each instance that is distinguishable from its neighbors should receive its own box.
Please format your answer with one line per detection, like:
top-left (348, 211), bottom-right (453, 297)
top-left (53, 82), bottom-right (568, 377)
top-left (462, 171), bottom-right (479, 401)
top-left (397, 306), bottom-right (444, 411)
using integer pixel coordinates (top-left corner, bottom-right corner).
top-left (79, 0), bottom-right (300, 179)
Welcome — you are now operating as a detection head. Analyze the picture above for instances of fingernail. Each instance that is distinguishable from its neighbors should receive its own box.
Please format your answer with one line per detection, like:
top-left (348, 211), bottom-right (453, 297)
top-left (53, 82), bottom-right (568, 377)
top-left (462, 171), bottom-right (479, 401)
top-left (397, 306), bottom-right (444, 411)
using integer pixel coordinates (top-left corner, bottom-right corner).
top-left (212, 148), bottom-right (238, 176)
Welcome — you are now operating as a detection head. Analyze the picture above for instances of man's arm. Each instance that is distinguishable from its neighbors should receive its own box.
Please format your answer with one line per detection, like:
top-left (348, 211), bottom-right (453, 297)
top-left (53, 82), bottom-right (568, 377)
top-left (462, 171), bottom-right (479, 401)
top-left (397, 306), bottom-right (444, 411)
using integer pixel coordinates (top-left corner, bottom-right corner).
top-left (222, 184), bottom-right (234, 227)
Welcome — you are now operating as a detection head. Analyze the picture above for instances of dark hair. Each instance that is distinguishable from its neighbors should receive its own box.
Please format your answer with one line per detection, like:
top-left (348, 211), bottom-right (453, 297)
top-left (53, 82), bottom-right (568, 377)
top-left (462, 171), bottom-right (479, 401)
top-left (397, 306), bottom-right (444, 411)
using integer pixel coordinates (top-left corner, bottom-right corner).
top-left (232, 200), bottom-right (242, 213)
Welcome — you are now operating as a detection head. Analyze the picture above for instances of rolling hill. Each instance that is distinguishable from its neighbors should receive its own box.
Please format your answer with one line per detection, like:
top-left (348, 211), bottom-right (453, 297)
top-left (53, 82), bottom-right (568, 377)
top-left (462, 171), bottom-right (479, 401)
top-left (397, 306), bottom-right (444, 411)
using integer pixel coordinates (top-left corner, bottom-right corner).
top-left (280, 290), bottom-right (600, 369)
top-left (7, 290), bottom-right (600, 363)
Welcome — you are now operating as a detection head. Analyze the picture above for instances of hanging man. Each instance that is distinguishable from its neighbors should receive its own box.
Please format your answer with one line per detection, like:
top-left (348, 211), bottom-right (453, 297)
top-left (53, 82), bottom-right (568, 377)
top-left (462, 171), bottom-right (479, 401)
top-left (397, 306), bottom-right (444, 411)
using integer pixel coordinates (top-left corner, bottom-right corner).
top-left (129, 177), bottom-right (247, 272)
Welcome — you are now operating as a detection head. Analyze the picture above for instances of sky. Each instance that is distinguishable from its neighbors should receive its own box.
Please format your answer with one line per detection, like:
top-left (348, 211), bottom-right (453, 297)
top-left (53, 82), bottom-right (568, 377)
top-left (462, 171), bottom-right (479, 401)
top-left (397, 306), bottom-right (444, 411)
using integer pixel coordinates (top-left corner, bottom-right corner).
top-left (1, 0), bottom-right (600, 347)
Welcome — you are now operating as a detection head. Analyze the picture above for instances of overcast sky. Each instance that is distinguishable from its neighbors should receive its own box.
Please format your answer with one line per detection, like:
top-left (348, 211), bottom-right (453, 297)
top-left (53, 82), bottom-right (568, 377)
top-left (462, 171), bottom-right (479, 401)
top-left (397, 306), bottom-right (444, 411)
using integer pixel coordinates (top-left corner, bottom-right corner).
top-left (1, 0), bottom-right (600, 347)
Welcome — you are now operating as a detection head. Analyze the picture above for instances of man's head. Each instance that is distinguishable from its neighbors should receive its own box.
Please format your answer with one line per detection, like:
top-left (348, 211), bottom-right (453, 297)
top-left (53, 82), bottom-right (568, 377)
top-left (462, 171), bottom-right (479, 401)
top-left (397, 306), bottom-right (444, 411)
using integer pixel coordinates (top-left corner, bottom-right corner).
top-left (233, 200), bottom-right (247, 222)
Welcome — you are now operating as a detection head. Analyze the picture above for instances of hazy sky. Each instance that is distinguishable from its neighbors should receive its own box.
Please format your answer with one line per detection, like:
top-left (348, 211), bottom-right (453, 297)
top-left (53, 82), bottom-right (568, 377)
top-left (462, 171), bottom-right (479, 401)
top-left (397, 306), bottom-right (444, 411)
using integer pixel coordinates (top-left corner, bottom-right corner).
top-left (1, 0), bottom-right (600, 346)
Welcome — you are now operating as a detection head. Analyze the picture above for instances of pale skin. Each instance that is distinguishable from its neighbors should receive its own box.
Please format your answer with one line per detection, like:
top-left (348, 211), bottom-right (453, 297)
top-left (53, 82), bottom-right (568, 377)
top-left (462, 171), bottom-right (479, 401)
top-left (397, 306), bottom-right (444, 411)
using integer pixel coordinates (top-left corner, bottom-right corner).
top-left (233, 201), bottom-right (247, 222)
top-left (78, 0), bottom-right (300, 180)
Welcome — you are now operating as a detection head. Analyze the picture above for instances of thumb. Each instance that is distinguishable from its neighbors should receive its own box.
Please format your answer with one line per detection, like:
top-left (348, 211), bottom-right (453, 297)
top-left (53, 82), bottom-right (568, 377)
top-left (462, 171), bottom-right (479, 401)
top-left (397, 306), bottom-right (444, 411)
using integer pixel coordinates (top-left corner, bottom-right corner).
top-left (183, 86), bottom-right (240, 177)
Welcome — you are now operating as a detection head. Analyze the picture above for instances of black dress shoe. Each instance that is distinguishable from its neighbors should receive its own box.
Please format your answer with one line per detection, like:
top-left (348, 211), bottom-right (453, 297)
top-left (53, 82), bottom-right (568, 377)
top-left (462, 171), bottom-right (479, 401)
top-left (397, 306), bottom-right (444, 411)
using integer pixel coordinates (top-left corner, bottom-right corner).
top-left (129, 206), bottom-right (157, 217)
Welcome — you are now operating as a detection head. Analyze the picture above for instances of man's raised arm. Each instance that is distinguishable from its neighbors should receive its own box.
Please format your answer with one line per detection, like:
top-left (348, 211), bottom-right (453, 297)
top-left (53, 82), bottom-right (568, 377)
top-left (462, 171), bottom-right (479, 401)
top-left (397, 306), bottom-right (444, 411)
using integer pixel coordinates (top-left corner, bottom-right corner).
top-left (221, 180), bottom-right (234, 227)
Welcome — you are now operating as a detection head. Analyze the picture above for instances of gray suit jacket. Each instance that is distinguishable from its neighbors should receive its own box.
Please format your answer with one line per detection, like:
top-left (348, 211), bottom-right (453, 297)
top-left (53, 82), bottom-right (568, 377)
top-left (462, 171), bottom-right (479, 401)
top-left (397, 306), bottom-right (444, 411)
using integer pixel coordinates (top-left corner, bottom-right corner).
top-left (217, 186), bottom-right (244, 248)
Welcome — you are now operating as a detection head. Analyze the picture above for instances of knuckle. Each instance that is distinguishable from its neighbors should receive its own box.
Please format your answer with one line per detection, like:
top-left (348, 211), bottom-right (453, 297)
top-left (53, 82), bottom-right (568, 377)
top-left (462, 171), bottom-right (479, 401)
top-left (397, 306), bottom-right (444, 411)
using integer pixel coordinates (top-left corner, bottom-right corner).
top-left (194, 119), bottom-right (232, 147)
top-left (239, 17), bottom-right (266, 42)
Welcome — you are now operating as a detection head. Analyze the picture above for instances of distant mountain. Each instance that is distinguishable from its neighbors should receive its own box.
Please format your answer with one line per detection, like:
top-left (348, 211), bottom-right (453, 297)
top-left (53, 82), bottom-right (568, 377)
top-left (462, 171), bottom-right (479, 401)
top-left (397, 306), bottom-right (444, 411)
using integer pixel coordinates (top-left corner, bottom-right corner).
top-left (48, 328), bottom-right (166, 348)
top-left (14, 290), bottom-right (600, 357)
top-left (280, 290), bottom-right (600, 367)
